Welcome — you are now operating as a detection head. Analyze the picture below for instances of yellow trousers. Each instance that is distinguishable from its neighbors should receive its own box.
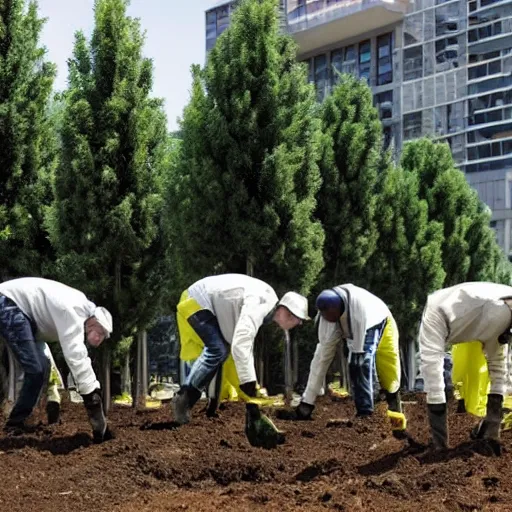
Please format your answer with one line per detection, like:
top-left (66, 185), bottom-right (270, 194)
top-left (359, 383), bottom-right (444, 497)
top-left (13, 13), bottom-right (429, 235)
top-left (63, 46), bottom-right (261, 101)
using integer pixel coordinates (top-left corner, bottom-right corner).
top-left (376, 316), bottom-right (401, 394)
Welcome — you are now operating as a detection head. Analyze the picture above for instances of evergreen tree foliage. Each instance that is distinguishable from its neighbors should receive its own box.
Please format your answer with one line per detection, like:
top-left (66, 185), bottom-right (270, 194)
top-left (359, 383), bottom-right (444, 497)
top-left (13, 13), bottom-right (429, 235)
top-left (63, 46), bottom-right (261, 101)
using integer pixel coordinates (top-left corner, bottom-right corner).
top-left (315, 74), bottom-right (380, 288)
top-left (367, 152), bottom-right (445, 340)
top-left (49, 0), bottom-right (171, 336)
top-left (0, 0), bottom-right (57, 279)
top-left (170, 0), bottom-right (324, 297)
top-left (401, 139), bottom-right (501, 286)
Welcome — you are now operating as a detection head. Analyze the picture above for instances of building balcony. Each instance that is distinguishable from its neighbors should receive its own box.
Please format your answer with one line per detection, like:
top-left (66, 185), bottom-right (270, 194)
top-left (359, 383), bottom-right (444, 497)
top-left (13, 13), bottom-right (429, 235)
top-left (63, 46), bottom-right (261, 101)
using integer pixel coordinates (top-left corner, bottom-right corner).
top-left (286, 0), bottom-right (411, 56)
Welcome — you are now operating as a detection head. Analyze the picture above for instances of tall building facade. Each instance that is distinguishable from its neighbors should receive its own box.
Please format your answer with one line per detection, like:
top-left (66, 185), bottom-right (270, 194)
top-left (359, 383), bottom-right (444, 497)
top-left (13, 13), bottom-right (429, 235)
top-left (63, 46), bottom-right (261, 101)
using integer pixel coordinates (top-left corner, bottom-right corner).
top-left (205, 0), bottom-right (512, 257)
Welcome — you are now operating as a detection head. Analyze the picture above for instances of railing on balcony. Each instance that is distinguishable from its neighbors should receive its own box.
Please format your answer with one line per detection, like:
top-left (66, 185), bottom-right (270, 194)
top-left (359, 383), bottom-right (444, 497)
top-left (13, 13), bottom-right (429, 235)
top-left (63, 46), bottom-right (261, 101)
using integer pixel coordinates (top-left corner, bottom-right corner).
top-left (286, 0), bottom-right (406, 31)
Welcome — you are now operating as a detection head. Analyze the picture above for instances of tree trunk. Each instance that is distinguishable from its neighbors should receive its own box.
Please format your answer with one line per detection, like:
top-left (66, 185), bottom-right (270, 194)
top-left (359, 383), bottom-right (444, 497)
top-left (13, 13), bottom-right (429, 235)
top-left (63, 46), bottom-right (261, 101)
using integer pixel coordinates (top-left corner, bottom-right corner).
top-left (102, 347), bottom-right (111, 414)
top-left (284, 330), bottom-right (293, 404)
top-left (121, 351), bottom-right (131, 395)
top-left (292, 334), bottom-right (299, 390)
top-left (134, 331), bottom-right (148, 409)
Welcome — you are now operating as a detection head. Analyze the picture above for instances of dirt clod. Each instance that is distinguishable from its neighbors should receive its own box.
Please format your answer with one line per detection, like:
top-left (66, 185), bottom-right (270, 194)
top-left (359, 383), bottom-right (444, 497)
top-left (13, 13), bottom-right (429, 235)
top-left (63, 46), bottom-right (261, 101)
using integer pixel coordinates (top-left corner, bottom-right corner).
top-left (1, 394), bottom-right (512, 511)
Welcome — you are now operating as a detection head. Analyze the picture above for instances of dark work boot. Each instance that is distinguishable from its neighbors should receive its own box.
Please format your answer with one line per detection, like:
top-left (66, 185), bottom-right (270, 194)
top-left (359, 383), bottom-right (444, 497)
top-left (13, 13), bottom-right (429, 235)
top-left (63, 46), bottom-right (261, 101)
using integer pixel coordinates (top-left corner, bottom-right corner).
top-left (171, 386), bottom-right (201, 425)
top-left (46, 401), bottom-right (61, 425)
top-left (385, 390), bottom-right (402, 413)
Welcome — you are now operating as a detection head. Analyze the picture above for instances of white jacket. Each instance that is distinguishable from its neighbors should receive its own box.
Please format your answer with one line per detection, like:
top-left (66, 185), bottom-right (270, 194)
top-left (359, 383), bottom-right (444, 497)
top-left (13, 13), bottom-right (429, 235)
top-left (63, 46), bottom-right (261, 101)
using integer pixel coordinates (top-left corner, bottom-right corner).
top-left (188, 274), bottom-right (279, 385)
top-left (419, 282), bottom-right (512, 404)
top-left (0, 278), bottom-right (100, 395)
top-left (302, 284), bottom-right (391, 405)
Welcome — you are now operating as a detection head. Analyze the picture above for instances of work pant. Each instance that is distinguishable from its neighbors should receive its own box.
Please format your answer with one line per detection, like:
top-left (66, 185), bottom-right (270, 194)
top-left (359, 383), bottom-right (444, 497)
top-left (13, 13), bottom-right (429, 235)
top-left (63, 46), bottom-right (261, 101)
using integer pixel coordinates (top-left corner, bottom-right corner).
top-left (0, 295), bottom-right (49, 424)
top-left (349, 317), bottom-right (401, 415)
top-left (185, 310), bottom-right (230, 392)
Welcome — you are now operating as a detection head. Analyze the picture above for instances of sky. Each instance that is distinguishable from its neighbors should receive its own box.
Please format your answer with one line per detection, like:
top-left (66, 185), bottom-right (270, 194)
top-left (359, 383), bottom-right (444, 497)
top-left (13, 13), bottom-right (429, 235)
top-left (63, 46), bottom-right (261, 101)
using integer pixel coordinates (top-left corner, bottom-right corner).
top-left (38, 0), bottom-right (215, 132)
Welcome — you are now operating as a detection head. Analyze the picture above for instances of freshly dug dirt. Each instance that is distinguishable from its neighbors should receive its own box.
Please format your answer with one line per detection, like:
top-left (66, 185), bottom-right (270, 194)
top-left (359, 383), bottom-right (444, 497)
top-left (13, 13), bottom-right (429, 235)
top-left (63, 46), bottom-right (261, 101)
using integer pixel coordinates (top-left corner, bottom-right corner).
top-left (0, 393), bottom-right (511, 511)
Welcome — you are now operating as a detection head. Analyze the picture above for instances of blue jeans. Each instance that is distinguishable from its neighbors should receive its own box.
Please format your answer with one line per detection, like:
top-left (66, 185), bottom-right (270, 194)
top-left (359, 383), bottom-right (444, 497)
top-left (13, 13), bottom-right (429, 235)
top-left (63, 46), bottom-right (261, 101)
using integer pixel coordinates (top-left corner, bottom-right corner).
top-left (185, 310), bottom-right (229, 391)
top-left (349, 319), bottom-right (386, 415)
top-left (0, 295), bottom-right (49, 424)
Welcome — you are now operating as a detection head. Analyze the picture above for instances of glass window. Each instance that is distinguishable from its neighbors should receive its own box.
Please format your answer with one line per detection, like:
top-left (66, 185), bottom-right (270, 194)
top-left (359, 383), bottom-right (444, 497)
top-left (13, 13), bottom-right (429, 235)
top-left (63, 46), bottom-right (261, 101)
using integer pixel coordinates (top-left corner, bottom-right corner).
top-left (307, 0), bottom-right (323, 15)
top-left (470, 21), bottom-right (504, 44)
top-left (359, 40), bottom-right (371, 81)
top-left (331, 49), bottom-right (343, 85)
top-left (375, 91), bottom-right (393, 119)
top-left (314, 54), bottom-right (328, 101)
top-left (403, 46), bottom-right (423, 81)
top-left (383, 126), bottom-right (393, 150)
top-left (436, 4), bottom-right (460, 37)
top-left (206, 11), bottom-right (217, 39)
top-left (466, 157), bottom-right (512, 173)
top-left (479, 144), bottom-right (491, 159)
top-left (468, 51), bottom-right (500, 63)
top-left (469, 75), bottom-right (512, 95)
top-left (403, 111), bottom-right (423, 140)
top-left (377, 33), bottom-right (393, 86)
top-left (305, 58), bottom-right (314, 84)
top-left (404, 13), bottom-right (423, 47)
top-left (435, 36), bottom-right (462, 71)
top-left (467, 146), bottom-right (478, 160)
top-left (216, 6), bottom-right (230, 36)
top-left (342, 45), bottom-right (356, 75)
top-left (287, 0), bottom-right (306, 19)
top-left (489, 60), bottom-right (501, 74)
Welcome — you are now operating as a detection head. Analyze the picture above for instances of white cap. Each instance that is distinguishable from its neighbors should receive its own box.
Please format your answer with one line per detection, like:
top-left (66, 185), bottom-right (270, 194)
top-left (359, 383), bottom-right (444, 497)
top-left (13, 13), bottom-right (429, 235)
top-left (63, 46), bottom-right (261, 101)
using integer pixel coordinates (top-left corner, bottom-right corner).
top-left (278, 292), bottom-right (310, 321)
top-left (93, 307), bottom-right (113, 338)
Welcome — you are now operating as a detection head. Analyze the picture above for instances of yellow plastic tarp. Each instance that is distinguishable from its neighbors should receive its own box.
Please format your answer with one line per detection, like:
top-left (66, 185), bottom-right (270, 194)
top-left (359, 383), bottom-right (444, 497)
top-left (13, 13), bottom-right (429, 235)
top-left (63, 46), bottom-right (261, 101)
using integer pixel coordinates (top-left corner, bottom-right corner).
top-left (376, 316), bottom-right (401, 394)
top-left (177, 290), bottom-right (281, 406)
top-left (451, 341), bottom-right (512, 429)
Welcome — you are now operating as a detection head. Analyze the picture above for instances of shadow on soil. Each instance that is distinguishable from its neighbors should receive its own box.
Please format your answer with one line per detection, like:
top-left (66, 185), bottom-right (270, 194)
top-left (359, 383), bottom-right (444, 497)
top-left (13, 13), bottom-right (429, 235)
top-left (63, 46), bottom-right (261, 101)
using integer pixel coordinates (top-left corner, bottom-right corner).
top-left (358, 440), bottom-right (502, 476)
top-left (139, 421), bottom-right (181, 431)
top-left (0, 432), bottom-right (92, 455)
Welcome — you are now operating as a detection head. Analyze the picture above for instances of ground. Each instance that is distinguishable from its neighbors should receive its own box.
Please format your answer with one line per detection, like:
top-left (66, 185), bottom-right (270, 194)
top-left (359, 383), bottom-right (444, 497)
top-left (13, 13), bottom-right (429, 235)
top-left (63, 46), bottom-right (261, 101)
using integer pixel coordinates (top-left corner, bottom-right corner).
top-left (0, 393), bottom-right (511, 512)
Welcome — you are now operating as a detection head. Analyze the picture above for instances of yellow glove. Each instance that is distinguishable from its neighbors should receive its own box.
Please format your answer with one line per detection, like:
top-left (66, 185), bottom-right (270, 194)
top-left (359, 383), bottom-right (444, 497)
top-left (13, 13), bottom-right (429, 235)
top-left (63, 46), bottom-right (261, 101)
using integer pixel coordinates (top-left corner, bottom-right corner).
top-left (387, 410), bottom-right (407, 431)
top-left (502, 411), bottom-right (512, 432)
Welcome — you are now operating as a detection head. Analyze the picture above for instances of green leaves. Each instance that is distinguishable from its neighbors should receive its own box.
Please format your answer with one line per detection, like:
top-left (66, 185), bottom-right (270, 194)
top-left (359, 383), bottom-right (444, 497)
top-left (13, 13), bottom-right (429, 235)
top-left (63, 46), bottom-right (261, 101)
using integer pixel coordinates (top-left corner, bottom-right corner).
top-left (51, 0), bottom-right (172, 337)
top-left (0, 0), bottom-right (57, 279)
top-left (171, 0), bottom-right (324, 297)
top-left (315, 74), bottom-right (380, 289)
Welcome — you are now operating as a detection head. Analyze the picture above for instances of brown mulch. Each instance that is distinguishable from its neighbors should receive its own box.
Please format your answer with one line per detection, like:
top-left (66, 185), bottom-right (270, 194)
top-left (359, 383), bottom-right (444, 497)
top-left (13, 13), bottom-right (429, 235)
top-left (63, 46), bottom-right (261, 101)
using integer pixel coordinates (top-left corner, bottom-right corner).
top-left (0, 393), bottom-right (510, 511)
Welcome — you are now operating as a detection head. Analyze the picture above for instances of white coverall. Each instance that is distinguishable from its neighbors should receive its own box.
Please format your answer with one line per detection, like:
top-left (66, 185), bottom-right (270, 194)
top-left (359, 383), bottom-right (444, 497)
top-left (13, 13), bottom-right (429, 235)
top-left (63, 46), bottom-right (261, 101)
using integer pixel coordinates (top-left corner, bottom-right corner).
top-left (419, 282), bottom-right (512, 405)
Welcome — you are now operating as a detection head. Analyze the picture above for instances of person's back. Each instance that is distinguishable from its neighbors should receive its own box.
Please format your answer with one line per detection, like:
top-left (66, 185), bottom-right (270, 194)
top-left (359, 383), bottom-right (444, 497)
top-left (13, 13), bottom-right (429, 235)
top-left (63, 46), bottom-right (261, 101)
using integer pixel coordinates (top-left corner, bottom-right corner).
top-left (188, 274), bottom-right (277, 312)
top-left (188, 274), bottom-right (279, 344)
top-left (427, 282), bottom-right (512, 345)
top-left (0, 277), bottom-right (95, 341)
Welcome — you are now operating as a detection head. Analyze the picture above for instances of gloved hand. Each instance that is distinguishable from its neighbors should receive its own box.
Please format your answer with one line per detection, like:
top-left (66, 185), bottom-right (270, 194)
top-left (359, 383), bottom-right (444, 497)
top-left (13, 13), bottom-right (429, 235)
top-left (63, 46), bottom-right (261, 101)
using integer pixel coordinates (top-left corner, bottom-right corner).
top-left (387, 410), bottom-right (407, 437)
top-left (245, 403), bottom-right (285, 449)
top-left (427, 403), bottom-right (448, 450)
top-left (239, 381), bottom-right (257, 398)
top-left (385, 391), bottom-right (406, 438)
top-left (471, 393), bottom-right (503, 441)
top-left (82, 389), bottom-right (110, 443)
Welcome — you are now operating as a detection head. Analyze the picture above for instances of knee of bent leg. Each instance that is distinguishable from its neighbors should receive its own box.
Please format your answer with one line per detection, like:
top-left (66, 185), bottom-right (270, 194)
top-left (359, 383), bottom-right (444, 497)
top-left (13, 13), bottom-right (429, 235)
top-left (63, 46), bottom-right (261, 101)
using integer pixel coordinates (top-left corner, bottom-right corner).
top-left (211, 339), bottom-right (229, 364)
